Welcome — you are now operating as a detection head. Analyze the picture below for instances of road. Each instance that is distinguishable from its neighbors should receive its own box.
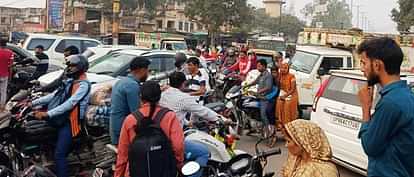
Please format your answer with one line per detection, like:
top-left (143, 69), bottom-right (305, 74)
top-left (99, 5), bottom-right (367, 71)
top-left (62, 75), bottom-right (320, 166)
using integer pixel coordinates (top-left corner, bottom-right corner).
top-left (236, 134), bottom-right (365, 177)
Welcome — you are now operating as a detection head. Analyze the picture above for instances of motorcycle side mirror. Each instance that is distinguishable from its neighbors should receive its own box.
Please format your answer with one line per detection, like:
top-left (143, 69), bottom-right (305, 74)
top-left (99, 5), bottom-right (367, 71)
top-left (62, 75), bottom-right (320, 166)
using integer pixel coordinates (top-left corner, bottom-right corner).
top-left (182, 161), bottom-right (200, 176)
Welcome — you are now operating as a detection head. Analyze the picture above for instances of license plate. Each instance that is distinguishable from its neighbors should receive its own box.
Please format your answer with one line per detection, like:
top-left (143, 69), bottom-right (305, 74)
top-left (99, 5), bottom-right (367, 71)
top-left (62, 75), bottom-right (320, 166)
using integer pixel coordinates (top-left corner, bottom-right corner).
top-left (330, 116), bottom-right (361, 130)
top-left (226, 101), bottom-right (234, 108)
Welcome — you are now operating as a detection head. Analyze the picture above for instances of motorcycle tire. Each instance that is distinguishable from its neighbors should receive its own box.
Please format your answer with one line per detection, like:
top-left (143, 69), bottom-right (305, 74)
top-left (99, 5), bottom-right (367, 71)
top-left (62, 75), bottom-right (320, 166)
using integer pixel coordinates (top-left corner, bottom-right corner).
top-left (0, 152), bottom-right (12, 177)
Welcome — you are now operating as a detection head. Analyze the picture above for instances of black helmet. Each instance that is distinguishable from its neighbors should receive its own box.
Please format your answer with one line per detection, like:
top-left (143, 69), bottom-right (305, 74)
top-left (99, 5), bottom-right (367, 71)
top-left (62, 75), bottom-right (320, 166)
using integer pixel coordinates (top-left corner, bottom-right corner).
top-left (64, 55), bottom-right (89, 79)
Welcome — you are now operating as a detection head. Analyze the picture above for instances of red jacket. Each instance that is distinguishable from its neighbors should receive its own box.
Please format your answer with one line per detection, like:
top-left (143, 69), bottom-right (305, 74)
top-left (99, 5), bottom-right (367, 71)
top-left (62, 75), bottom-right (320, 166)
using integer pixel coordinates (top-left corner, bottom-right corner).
top-left (115, 104), bottom-right (185, 177)
top-left (0, 48), bottom-right (13, 78)
top-left (228, 56), bottom-right (252, 76)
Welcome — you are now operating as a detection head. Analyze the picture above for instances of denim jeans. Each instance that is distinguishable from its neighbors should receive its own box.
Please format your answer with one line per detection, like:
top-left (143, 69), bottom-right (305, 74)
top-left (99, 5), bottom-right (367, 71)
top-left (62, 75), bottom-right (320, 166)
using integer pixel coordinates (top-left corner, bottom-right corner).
top-left (184, 140), bottom-right (210, 177)
top-left (260, 100), bottom-right (269, 126)
top-left (55, 124), bottom-right (72, 177)
top-left (0, 77), bottom-right (8, 107)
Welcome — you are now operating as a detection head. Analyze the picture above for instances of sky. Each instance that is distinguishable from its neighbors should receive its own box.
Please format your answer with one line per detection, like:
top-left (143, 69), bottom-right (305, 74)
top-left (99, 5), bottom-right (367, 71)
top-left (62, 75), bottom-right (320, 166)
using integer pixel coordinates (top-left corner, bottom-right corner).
top-left (248, 0), bottom-right (399, 33)
top-left (0, 0), bottom-right (399, 33)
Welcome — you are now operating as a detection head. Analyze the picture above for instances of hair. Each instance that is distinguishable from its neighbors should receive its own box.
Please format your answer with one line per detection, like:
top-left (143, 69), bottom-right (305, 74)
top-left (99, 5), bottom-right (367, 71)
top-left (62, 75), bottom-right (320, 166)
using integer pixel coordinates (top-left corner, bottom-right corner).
top-left (0, 38), bottom-right (7, 47)
top-left (257, 59), bottom-right (267, 67)
top-left (175, 52), bottom-right (187, 68)
top-left (139, 81), bottom-right (162, 129)
top-left (186, 57), bottom-right (200, 66)
top-left (64, 46), bottom-right (80, 55)
top-left (357, 37), bottom-right (403, 75)
top-left (130, 57), bottom-right (150, 71)
top-left (169, 72), bottom-right (187, 89)
top-left (35, 45), bottom-right (44, 50)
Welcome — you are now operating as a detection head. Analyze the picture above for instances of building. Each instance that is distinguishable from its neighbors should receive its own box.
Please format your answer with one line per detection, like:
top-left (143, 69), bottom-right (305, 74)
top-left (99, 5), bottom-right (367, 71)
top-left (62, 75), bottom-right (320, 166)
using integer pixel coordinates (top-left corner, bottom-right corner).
top-left (0, 6), bottom-right (46, 33)
top-left (263, 0), bottom-right (285, 18)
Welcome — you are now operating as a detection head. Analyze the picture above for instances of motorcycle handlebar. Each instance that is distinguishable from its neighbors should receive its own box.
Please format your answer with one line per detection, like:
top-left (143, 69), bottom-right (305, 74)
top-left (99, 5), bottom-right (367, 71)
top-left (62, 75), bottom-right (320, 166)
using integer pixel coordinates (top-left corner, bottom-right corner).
top-left (259, 148), bottom-right (281, 158)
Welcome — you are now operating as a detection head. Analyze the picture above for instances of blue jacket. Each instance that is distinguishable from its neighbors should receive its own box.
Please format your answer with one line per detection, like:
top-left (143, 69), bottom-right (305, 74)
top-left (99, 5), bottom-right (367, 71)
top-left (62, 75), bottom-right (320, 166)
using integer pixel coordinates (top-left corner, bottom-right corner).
top-left (359, 80), bottom-right (414, 177)
top-left (109, 74), bottom-right (140, 144)
top-left (32, 79), bottom-right (91, 120)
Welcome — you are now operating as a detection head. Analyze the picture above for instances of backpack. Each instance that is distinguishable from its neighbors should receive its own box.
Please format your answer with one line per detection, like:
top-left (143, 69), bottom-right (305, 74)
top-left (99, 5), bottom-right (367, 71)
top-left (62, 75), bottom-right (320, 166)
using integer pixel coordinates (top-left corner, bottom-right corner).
top-left (128, 108), bottom-right (177, 177)
top-left (47, 80), bottom-right (90, 128)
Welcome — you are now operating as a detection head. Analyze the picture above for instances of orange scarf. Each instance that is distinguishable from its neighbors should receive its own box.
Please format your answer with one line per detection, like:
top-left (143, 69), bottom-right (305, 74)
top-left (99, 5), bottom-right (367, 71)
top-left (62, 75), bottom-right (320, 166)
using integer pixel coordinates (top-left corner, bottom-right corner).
top-left (70, 73), bottom-right (87, 137)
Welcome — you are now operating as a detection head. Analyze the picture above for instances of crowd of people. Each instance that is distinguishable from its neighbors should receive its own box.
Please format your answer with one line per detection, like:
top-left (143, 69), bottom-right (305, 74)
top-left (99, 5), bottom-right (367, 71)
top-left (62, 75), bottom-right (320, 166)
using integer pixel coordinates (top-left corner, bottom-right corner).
top-left (0, 37), bottom-right (413, 177)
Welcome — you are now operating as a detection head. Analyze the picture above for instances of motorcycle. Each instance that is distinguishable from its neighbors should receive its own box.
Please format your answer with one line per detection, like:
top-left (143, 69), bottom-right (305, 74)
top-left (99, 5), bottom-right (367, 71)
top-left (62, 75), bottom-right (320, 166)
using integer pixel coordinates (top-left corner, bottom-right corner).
top-left (216, 71), bottom-right (242, 100)
top-left (182, 135), bottom-right (282, 177)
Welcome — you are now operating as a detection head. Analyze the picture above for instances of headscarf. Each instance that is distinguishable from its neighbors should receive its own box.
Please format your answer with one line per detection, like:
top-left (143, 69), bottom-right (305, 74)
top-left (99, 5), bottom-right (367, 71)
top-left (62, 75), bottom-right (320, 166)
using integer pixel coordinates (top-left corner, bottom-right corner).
top-left (282, 120), bottom-right (337, 177)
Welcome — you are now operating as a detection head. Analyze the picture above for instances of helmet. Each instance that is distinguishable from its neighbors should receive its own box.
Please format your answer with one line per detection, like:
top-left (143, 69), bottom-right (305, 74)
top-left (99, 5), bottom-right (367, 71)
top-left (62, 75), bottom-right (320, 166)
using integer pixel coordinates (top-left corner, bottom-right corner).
top-left (64, 55), bottom-right (89, 79)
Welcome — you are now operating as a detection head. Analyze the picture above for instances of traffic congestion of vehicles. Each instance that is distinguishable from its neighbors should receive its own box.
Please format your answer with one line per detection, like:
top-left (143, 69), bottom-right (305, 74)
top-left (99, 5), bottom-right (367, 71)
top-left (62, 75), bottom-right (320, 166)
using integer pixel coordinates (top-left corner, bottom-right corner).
top-left (1, 27), bottom-right (412, 177)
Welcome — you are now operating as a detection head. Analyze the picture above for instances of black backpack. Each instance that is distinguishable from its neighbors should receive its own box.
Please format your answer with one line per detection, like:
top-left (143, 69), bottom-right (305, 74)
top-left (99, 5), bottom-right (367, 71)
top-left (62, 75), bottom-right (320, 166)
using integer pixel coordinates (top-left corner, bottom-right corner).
top-left (128, 108), bottom-right (178, 177)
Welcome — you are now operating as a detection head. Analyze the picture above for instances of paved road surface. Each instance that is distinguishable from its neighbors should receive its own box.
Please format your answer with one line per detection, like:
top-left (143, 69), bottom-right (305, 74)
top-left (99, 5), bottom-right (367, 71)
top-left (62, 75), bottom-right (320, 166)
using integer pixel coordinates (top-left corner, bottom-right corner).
top-left (237, 135), bottom-right (365, 177)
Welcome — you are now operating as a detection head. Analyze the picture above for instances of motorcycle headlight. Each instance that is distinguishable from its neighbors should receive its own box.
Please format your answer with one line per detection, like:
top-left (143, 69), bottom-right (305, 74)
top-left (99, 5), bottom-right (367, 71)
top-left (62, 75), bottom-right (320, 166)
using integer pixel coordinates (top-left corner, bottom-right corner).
top-left (230, 156), bottom-right (251, 174)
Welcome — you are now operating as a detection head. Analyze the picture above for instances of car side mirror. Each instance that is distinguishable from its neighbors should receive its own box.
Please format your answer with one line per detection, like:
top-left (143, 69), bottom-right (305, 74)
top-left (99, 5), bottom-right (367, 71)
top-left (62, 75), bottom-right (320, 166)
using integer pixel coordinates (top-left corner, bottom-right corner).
top-left (317, 67), bottom-right (326, 76)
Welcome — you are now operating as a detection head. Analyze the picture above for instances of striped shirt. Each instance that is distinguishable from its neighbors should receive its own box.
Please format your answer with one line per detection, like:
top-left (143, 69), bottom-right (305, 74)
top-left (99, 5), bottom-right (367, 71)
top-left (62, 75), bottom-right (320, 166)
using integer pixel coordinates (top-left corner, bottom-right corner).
top-left (186, 71), bottom-right (207, 92)
top-left (159, 87), bottom-right (218, 127)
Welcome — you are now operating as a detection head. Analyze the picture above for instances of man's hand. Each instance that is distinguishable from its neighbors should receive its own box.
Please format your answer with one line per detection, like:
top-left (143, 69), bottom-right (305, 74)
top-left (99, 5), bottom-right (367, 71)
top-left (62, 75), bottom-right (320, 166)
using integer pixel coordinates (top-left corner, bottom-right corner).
top-left (34, 111), bottom-right (48, 120)
top-left (358, 86), bottom-right (373, 122)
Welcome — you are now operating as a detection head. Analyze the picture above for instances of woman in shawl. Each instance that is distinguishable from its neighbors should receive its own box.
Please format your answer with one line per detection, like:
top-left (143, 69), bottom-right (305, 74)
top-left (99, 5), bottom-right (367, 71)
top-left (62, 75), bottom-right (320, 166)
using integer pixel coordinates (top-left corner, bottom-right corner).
top-left (276, 63), bottom-right (299, 129)
top-left (281, 120), bottom-right (338, 177)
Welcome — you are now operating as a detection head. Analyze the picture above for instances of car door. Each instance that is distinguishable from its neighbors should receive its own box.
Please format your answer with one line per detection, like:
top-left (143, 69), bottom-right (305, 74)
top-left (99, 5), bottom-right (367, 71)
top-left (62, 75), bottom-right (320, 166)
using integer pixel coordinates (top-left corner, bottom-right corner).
top-left (311, 75), bottom-right (368, 172)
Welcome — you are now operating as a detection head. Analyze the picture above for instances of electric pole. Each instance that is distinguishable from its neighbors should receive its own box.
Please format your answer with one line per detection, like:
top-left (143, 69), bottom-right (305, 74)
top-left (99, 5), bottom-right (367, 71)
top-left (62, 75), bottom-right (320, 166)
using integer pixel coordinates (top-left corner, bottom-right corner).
top-left (112, 0), bottom-right (120, 45)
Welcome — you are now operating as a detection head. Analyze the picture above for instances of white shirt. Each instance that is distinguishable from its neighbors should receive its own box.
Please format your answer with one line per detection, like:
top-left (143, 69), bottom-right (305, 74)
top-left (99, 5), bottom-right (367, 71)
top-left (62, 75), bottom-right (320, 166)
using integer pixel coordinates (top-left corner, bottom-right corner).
top-left (159, 87), bottom-right (218, 127)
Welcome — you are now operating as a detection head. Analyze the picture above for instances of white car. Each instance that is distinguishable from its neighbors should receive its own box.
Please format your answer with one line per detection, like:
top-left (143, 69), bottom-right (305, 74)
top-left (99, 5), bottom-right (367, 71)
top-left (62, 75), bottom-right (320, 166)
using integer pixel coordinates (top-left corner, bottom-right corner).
top-left (22, 33), bottom-right (102, 68)
top-left (310, 69), bottom-right (414, 176)
top-left (290, 45), bottom-right (354, 117)
top-left (83, 45), bottom-right (149, 62)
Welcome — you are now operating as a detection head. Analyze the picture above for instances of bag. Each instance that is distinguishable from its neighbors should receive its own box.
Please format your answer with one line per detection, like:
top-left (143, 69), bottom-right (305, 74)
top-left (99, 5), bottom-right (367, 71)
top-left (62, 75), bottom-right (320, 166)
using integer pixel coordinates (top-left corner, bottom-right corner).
top-left (265, 86), bottom-right (280, 101)
top-left (47, 80), bottom-right (90, 128)
top-left (128, 108), bottom-right (177, 177)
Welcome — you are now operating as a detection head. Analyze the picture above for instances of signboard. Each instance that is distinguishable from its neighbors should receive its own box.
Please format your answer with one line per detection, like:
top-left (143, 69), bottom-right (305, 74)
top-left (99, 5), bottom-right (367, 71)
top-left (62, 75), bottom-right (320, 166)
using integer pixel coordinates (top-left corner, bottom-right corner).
top-left (48, 0), bottom-right (64, 30)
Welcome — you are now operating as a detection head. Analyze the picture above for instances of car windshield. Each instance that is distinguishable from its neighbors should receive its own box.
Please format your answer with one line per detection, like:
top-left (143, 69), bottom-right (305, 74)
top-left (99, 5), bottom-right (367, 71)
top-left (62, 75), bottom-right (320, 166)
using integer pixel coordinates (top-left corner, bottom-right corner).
top-left (88, 53), bottom-right (136, 75)
top-left (290, 51), bottom-right (320, 74)
top-left (172, 42), bottom-right (187, 50)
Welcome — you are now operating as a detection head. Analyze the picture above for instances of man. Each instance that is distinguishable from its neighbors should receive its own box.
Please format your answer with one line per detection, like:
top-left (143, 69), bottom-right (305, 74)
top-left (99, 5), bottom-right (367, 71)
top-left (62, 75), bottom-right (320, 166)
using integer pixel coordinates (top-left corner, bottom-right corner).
top-left (185, 57), bottom-right (208, 97)
top-left (33, 45), bottom-right (49, 79)
top-left (222, 48), bottom-right (237, 68)
top-left (273, 52), bottom-right (283, 68)
top-left (0, 39), bottom-right (13, 111)
top-left (31, 55), bottom-right (91, 177)
top-left (160, 72), bottom-right (220, 177)
top-left (64, 46), bottom-right (80, 58)
top-left (245, 60), bottom-right (273, 137)
top-left (115, 81), bottom-right (184, 177)
top-left (110, 57), bottom-right (150, 145)
top-left (175, 52), bottom-right (188, 73)
top-left (358, 37), bottom-right (414, 177)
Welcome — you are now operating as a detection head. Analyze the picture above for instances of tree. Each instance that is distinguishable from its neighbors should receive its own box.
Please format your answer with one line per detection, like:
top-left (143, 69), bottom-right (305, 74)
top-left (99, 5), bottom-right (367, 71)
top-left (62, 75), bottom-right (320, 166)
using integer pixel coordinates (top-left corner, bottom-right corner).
top-left (302, 0), bottom-right (352, 29)
top-left (392, 0), bottom-right (414, 32)
top-left (183, 0), bottom-right (253, 45)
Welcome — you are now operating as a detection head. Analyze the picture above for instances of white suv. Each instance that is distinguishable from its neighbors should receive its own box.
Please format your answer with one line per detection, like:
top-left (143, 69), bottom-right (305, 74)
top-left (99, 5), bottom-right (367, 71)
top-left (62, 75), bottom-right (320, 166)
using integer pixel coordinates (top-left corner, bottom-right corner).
top-left (23, 33), bottom-right (102, 67)
top-left (310, 70), bottom-right (414, 176)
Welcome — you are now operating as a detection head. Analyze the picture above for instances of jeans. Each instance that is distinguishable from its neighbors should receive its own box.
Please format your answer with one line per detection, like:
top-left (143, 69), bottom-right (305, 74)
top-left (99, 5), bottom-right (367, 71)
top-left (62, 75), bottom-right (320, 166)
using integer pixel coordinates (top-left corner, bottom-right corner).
top-left (260, 100), bottom-right (269, 126)
top-left (0, 77), bottom-right (8, 107)
top-left (266, 98), bottom-right (276, 125)
top-left (185, 140), bottom-right (210, 177)
top-left (55, 124), bottom-right (72, 177)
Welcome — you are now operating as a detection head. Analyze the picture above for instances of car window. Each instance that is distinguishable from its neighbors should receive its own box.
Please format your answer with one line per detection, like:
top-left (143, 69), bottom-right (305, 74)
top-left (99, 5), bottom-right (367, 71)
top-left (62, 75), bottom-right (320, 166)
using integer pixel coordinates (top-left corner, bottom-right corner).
top-left (347, 57), bottom-right (352, 68)
top-left (290, 51), bottom-right (320, 74)
top-left (322, 76), bottom-right (366, 106)
top-left (163, 55), bottom-right (176, 71)
top-left (88, 53), bottom-right (136, 75)
top-left (82, 40), bottom-right (100, 51)
top-left (172, 43), bottom-right (187, 50)
top-left (27, 38), bottom-right (55, 50)
top-left (55, 39), bottom-right (82, 53)
top-left (147, 56), bottom-right (163, 74)
top-left (320, 57), bottom-right (344, 72)
top-left (256, 54), bottom-right (274, 68)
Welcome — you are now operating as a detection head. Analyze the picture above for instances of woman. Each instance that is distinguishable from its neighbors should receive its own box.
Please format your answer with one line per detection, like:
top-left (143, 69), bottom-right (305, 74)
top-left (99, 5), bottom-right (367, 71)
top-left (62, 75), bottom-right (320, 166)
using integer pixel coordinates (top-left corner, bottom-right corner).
top-left (276, 63), bottom-right (298, 129)
top-left (281, 120), bottom-right (338, 177)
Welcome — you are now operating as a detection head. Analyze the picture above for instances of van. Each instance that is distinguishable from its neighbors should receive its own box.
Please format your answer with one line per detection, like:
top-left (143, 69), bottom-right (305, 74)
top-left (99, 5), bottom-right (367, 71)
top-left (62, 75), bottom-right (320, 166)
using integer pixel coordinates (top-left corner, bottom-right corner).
top-left (289, 45), bottom-right (354, 117)
top-left (23, 33), bottom-right (102, 67)
top-left (310, 70), bottom-right (414, 176)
